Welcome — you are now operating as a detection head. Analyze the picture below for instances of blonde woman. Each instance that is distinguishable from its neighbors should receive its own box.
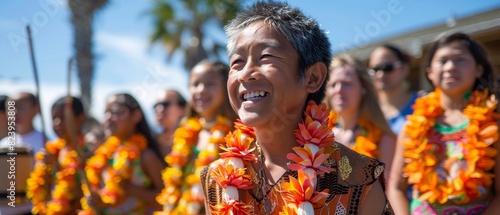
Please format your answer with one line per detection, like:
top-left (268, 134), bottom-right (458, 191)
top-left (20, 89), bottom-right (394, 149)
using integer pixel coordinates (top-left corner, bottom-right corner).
top-left (326, 55), bottom-right (396, 180)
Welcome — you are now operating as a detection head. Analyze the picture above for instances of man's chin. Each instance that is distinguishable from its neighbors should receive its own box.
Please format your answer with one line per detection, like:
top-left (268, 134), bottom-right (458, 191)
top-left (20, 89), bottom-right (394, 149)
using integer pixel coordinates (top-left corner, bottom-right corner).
top-left (238, 112), bottom-right (263, 127)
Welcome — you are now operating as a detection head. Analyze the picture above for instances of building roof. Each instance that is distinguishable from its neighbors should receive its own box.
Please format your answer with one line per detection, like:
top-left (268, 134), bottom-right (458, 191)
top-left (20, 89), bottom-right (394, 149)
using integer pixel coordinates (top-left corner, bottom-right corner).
top-left (343, 7), bottom-right (500, 61)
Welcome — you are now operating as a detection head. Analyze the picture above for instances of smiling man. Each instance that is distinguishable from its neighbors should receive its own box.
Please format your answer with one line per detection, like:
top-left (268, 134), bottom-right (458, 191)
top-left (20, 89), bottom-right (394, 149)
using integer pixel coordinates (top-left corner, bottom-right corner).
top-left (201, 1), bottom-right (393, 214)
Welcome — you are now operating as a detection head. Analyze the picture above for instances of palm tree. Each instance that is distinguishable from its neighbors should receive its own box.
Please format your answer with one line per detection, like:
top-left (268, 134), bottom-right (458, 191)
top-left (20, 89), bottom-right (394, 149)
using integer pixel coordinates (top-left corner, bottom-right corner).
top-left (147, 0), bottom-right (242, 70)
top-left (68, 0), bottom-right (108, 114)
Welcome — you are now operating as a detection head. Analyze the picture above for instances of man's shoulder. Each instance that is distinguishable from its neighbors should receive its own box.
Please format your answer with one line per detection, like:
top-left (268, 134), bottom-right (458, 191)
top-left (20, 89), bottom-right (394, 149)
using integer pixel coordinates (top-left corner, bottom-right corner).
top-left (330, 142), bottom-right (385, 186)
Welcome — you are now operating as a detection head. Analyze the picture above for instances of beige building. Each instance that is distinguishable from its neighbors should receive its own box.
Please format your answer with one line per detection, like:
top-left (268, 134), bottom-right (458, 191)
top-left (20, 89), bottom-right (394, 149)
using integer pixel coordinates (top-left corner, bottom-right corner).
top-left (343, 7), bottom-right (500, 91)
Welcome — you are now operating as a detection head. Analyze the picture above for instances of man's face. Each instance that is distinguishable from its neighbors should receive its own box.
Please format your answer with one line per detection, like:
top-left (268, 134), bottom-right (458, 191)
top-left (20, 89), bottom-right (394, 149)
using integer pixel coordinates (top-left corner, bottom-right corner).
top-left (11, 97), bottom-right (38, 129)
top-left (227, 21), bottom-right (308, 129)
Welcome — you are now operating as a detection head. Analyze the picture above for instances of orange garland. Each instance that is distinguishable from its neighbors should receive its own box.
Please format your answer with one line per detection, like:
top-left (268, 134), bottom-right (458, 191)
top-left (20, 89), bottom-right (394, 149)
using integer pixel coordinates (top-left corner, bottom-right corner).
top-left (211, 101), bottom-right (335, 214)
top-left (352, 118), bottom-right (382, 158)
top-left (155, 116), bottom-right (232, 215)
top-left (403, 89), bottom-right (499, 204)
top-left (80, 134), bottom-right (147, 214)
top-left (26, 139), bottom-right (79, 215)
top-left (330, 113), bottom-right (382, 158)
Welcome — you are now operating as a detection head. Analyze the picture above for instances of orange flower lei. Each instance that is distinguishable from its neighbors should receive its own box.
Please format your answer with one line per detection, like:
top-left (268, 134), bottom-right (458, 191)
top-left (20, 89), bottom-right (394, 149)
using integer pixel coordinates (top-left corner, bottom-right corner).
top-left (403, 89), bottom-right (499, 204)
top-left (155, 116), bottom-right (232, 214)
top-left (330, 114), bottom-right (382, 158)
top-left (352, 119), bottom-right (382, 158)
top-left (80, 134), bottom-right (147, 214)
top-left (26, 138), bottom-right (79, 215)
top-left (211, 101), bottom-right (335, 214)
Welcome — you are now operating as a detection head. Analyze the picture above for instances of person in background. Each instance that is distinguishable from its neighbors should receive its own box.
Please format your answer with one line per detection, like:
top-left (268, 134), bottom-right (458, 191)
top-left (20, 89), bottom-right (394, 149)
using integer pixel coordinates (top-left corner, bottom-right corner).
top-left (389, 32), bottom-right (500, 215)
top-left (0, 95), bottom-right (9, 140)
top-left (153, 89), bottom-right (187, 158)
top-left (327, 54), bottom-right (396, 180)
top-left (83, 93), bottom-right (165, 214)
top-left (26, 96), bottom-right (87, 215)
top-left (0, 92), bottom-right (46, 215)
top-left (155, 60), bottom-right (236, 214)
top-left (80, 116), bottom-right (105, 159)
top-left (368, 44), bottom-right (419, 135)
top-left (0, 92), bottom-right (46, 153)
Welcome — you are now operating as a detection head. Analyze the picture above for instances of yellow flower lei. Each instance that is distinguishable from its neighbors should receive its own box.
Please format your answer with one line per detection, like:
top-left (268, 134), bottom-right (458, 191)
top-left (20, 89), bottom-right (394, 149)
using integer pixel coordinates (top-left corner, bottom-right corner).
top-left (26, 138), bottom-right (80, 215)
top-left (155, 116), bottom-right (232, 214)
top-left (403, 89), bottom-right (499, 204)
top-left (211, 101), bottom-right (335, 214)
top-left (80, 134), bottom-right (147, 214)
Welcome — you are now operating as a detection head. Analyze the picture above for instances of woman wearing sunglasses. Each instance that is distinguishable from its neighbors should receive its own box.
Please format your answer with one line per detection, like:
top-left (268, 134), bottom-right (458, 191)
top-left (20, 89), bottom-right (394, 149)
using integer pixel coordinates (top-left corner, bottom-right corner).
top-left (153, 89), bottom-right (187, 158)
top-left (368, 44), bottom-right (419, 135)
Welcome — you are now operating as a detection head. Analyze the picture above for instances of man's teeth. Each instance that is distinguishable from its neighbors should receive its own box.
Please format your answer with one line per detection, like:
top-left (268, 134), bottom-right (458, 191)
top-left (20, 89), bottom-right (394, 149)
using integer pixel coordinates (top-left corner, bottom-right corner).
top-left (243, 91), bottom-right (266, 101)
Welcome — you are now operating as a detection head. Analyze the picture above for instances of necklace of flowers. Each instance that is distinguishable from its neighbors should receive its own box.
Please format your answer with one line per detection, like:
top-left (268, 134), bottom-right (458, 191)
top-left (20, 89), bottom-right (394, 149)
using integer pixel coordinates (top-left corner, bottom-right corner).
top-left (155, 116), bottom-right (233, 214)
top-left (211, 101), bottom-right (335, 214)
top-left (403, 88), bottom-right (499, 204)
top-left (80, 134), bottom-right (147, 214)
top-left (27, 138), bottom-right (79, 215)
top-left (353, 118), bottom-right (382, 158)
top-left (330, 114), bottom-right (382, 158)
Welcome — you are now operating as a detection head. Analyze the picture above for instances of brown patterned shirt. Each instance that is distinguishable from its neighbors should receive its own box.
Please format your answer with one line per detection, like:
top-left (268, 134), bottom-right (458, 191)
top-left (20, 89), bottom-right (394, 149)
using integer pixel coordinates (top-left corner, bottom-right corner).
top-left (201, 142), bottom-right (394, 215)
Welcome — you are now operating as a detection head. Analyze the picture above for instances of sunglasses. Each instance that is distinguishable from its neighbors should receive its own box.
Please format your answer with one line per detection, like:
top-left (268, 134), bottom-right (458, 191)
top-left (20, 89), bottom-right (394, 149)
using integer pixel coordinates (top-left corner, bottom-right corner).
top-left (368, 61), bottom-right (402, 76)
top-left (154, 101), bottom-right (173, 109)
top-left (104, 107), bottom-right (130, 120)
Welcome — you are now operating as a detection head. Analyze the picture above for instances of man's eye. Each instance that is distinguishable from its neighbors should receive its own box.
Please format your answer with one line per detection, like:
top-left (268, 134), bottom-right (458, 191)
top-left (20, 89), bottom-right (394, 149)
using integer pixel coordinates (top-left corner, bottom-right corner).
top-left (260, 54), bottom-right (272, 59)
top-left (232, 59), bottom-right (244, 64)
top-left (230, 59), bottom-right (244, 70)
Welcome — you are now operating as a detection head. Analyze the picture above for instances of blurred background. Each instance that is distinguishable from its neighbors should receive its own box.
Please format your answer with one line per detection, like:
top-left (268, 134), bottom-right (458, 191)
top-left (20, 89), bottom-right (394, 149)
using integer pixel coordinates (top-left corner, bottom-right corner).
top-left (1, 0), bottom-right (499, 140)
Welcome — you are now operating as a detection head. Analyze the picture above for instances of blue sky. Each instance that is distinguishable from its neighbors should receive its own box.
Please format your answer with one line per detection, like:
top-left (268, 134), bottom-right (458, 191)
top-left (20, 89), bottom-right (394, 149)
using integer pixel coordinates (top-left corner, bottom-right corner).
top-left (1, 0), bottom-right (499, 139)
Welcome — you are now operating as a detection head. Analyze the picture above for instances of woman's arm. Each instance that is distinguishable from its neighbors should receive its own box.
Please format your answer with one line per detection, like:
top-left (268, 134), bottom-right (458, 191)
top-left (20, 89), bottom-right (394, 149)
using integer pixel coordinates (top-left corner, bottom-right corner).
top-left (387, 128), bottom-right (410, 215)
top-left (122, 149), bottom-right (165, 208)
top-left (359, 180), bottom-right (388, 215)
top-left (378, 133), bottom-right (396, 183)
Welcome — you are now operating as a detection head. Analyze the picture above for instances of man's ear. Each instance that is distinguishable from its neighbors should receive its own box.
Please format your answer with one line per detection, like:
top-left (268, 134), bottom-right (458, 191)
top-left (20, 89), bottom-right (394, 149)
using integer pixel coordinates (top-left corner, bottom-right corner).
top-left (305, 62), bottom-right (328, 93)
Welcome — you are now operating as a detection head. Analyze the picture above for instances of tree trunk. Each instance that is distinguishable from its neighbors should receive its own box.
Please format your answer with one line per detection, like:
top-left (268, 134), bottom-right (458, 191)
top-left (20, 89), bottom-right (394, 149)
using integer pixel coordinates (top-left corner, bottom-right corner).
top-left (184, 24), bottom-right (207, 70)
top-left (68, 0), bottom-right (106, 114)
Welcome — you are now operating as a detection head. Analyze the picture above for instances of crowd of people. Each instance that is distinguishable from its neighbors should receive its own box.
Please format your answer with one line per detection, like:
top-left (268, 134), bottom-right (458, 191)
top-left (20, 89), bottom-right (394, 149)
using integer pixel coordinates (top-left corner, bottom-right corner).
top-left (1, 1), bottom-right (499, 215)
